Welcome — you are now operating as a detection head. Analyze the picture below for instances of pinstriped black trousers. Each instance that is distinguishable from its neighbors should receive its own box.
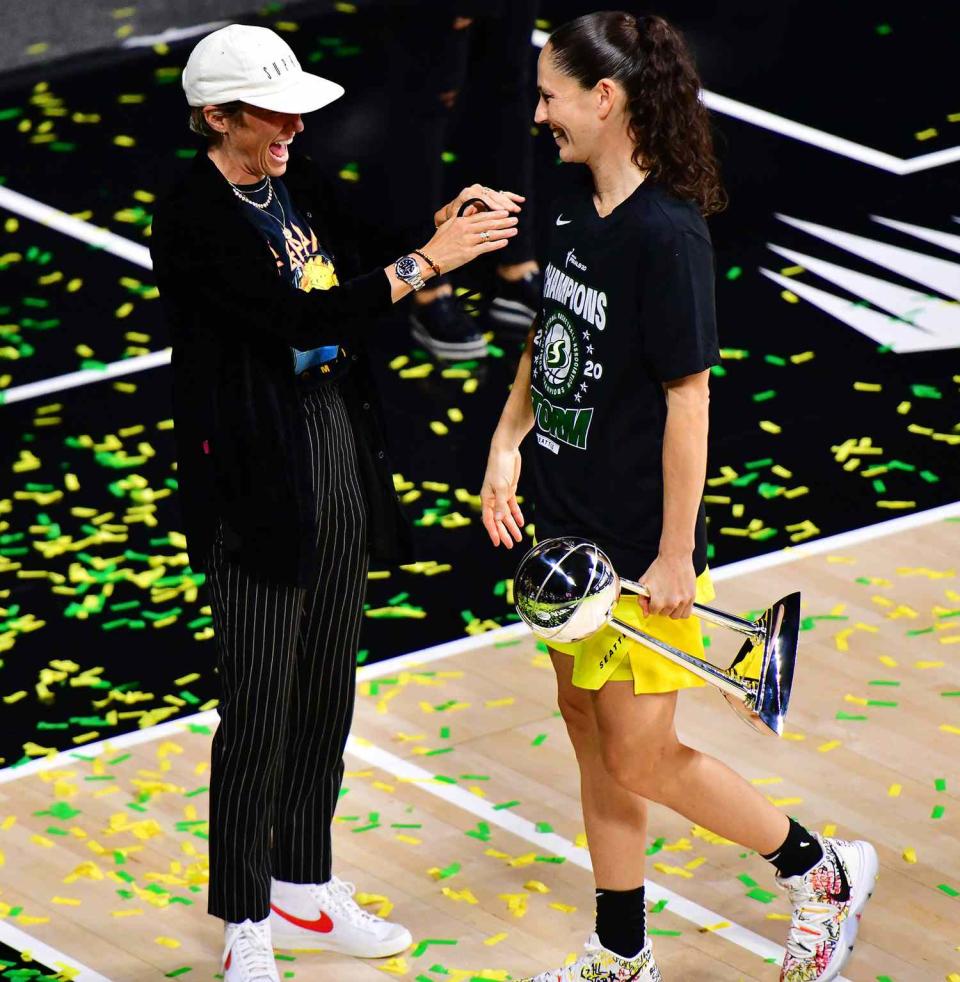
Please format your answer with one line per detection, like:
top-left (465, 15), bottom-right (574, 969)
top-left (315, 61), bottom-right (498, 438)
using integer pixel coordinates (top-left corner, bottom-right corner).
top-left (203, 382), bottom-right (369, 923)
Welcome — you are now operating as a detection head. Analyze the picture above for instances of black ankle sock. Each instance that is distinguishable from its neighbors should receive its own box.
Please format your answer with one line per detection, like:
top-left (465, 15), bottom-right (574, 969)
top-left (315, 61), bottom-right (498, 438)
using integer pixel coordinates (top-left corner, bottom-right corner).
top-left (762, 818), bottom-right (823, 877)
top-left (595, 884), bottom-right (646, 959)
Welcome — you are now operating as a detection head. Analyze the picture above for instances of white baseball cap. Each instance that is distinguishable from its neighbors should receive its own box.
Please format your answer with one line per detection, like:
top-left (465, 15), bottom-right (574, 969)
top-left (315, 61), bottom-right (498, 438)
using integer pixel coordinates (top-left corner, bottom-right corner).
top-left (182, 24), bottom-right (345, 114)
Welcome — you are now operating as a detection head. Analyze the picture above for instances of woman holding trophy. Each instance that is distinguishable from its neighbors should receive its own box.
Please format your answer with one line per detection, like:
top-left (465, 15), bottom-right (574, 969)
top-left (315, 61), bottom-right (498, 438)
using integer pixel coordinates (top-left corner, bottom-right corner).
top-left (480, 12), bottom-right (876, 982)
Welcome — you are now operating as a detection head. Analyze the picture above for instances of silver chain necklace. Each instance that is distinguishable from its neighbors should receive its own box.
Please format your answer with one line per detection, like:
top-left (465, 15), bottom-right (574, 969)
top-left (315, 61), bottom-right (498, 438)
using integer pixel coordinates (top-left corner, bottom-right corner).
top-left (231, 176), bottom-right (293, 240)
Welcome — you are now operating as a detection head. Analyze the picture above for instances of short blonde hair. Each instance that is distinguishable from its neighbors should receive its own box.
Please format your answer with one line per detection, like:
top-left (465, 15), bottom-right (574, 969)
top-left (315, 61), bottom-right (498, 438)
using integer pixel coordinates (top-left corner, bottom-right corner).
top-left (188, 101), bottom-right (245, 143)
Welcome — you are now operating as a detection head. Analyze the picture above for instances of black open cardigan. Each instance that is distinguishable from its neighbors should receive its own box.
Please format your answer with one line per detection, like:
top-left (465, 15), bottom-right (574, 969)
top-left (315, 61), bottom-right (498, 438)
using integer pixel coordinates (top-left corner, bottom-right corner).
top-left (150, 150), bottom-right (413, 587)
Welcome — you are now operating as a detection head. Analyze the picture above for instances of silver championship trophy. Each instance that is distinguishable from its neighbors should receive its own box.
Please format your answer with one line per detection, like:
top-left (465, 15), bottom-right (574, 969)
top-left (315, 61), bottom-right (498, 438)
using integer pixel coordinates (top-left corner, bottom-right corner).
top-left (514, 537), bottom-right (801, 736)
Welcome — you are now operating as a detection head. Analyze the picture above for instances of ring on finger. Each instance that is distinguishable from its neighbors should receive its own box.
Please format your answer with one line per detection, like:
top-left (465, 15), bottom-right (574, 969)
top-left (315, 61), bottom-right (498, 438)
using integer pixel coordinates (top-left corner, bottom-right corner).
top-left (480, 230), bottom-right (490, 242)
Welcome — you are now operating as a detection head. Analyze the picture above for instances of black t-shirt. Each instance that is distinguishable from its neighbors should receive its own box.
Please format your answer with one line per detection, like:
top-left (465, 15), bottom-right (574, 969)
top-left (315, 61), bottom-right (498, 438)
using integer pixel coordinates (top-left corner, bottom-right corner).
top-left (232, 176), bottom-right (349, 386)
top-left (529, 167), bottom-right (720, 580)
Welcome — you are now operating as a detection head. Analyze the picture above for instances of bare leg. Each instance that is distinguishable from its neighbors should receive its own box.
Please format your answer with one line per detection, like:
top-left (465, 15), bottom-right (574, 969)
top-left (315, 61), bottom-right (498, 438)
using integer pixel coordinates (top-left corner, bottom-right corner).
top-left (592, 684), bottom-right (789, 855)
top-left (551, 651), bottom-right (647, 890)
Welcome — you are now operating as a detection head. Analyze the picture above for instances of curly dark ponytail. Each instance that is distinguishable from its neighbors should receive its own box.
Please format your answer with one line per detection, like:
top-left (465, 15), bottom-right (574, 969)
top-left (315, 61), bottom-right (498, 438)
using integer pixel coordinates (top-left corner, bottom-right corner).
top-left (547, 11), bottom-right (727, 216)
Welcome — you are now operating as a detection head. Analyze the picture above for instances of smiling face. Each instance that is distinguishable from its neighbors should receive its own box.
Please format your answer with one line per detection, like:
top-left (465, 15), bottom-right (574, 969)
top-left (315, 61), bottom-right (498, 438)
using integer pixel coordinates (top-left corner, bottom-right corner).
top-left (534, 43), bottom-right (630, 166)
top-left (204, 102), bottom-right (304, 183)
top-left (534, 44), bottom-right (602, 164)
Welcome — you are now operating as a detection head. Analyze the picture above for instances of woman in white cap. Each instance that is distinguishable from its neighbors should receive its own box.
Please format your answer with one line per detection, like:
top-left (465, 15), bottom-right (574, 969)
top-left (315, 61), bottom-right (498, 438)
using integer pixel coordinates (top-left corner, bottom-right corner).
top-left (150, 23), bottom-right (523, 982)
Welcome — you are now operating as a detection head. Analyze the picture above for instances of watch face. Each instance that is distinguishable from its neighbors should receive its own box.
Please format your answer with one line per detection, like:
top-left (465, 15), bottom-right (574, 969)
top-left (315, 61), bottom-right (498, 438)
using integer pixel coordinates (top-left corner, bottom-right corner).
top-left (396, 255), bottom-right (419, 280)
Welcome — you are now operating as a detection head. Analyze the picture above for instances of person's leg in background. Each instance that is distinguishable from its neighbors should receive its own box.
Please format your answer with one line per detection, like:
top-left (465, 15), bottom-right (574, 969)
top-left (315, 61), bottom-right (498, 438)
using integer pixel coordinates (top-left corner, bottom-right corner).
top-left (267, 384), bottom-right (411, 956)
top-left (461, 0), bottom-right (543, 331)
top-left (375, 2), bottom-right (488, 360)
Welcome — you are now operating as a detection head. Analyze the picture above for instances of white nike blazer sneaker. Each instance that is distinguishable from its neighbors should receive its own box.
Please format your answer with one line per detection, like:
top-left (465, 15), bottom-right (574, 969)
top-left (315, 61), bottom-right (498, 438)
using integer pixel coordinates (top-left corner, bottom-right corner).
top-left (222, 917), bottom-right (280, 982)
top-left (269, 875), bottom-right (412, 957)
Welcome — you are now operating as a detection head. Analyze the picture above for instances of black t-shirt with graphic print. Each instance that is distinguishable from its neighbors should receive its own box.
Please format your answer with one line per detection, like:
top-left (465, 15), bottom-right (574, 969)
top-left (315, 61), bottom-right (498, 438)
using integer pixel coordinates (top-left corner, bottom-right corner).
top-left (232, 176), bottom-right (349, 385)
top-left (529, 166), bottom-right (720, 580)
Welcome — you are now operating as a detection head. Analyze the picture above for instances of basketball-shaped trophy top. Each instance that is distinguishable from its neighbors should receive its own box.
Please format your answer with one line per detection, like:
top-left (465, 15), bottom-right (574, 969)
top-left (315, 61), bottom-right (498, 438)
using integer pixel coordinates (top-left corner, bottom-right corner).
top-left (514, 537), bottom-right (620, 643)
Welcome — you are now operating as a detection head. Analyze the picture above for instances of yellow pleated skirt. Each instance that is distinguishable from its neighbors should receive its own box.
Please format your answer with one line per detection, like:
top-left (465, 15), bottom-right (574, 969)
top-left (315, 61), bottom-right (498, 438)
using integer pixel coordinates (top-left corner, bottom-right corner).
top-left (549, 568), bottom-right (716, 695)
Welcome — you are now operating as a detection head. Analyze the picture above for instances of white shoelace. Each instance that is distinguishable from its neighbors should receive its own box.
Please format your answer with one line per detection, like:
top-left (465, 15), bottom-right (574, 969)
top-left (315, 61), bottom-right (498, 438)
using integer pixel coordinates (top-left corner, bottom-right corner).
top-left (311, 876), bottom-right (384, 927)
top-left (223, 920), bottom-right (275, 978)
top-left (782, 878), bottom-right (837, 958)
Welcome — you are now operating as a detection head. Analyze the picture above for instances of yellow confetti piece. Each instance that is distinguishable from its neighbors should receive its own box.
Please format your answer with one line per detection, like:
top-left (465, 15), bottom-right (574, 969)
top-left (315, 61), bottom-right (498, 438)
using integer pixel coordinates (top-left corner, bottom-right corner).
top-left (902, 847), bottom-right (917, 864)
top-left (524, 880), bottom-right (550, 894)
top-left (768, 797), bottom-right (803, 807)
top-left (940, 724), bottom-right (960, 735)
top-left (790, 350), bottom-right (815, 363)
top-left (442, 887), bottom-right (478, 904)
top-left (154, 936), bottom-right (181, 949)
top-left (652, 863), bottom-right (693, 879)
top-left (780, 290), bottom-right (799, 303)
top-left (395, 834), bottom-right (421, 846)
top-left (759, 419), bottom-right (782, 434)
top-left (463, 377), bottom-right (479, 394)
top-left (484, 932), bottom-right (508, 946)
top-left (1, 816), bottom-right (16, 830)
top-left (823, 824), bottom-right (837, 837)
top-left (399, 363), bottom-right (433, 379)
top-left (379, 957), bottom-right (408, 975)
top-left (430, 420), bottom-right (449, 436)
top-left (878, 655), bottom-right (898, 668)
top-left (700, 921), bottom-right (731, 932)
top-left (485, 697), bottom-right (515, 708)
top-left (51, 897), bottom-right (81, 906)
top-left (844, 694), bottom-right (868, 706)
top-left (915, 661), bottom-right (944, 669)
top-left (766, 912), bottom-right (792, 921)
top-left (750, 777), bottom-right (783, 786)
top-left (914, 128), bottom-right (937, 141)
top-left (888, 784), bottom-right (902, 797)
top-left (31, 835), bottom-right (54, 848)
top-left (818, 740), bottom-right (841, 753)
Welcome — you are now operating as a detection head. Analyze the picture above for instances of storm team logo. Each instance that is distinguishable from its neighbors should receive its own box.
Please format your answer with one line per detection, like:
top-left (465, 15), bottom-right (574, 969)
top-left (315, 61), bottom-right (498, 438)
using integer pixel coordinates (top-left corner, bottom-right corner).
top-left (538, 311), bottom-right (580, 399)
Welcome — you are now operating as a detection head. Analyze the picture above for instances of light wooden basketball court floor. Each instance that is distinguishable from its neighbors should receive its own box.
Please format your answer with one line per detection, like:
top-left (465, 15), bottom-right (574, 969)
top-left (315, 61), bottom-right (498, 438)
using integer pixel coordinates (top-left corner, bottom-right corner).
top-left (1, 508), bottom-right (958, 981)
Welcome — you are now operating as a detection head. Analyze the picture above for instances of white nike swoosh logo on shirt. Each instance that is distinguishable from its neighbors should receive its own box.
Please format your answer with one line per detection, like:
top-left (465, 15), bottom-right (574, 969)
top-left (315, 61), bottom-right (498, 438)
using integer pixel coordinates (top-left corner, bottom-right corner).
top-left (556, 215), bottom-right (571, 226)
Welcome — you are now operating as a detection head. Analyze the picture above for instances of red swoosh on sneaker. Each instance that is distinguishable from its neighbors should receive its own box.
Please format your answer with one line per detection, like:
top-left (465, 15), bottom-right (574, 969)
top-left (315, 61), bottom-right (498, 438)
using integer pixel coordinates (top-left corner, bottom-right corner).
top-left (224, 950), bottom-right (232, 970)
top-left (270, 902), bottom-right (335, 934)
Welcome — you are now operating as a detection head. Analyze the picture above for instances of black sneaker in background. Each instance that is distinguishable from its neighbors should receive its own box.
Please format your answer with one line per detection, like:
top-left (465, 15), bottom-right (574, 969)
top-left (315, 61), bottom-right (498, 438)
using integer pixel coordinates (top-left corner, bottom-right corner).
top-left (409, 294), bottom-right (489, 361)
top-left (489, 270), bottom-right (542, 331)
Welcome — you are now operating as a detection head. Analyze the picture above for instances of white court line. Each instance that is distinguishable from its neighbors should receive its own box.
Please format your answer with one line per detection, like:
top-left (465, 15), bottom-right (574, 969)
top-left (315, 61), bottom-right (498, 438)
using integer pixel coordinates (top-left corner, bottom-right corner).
top-left (0, 920), bottom-right (114, 982)
top-left (2, 505), bottom-right (955, 972)
top-left (0, 350), bottom-right (171, 406)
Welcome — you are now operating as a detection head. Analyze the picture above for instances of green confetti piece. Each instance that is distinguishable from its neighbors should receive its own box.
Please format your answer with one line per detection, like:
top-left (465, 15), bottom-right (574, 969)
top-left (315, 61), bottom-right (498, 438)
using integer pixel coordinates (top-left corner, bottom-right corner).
top-left (165, 967), bottom-right (192, 978)
top-left (935, 778), bottom-right (947, 792)
top-left (868, 680), bottom-right (900, 686)
top-left (492, 800), bottom-right (520, 811)
top-left (184, 786), bottom-right (209, 798)
top-left (459, 774), bottom-right (489, 781)
top-left (179, 690), bottom-right (201, 705)
top-left (872, 479), bottom-right (886, 494)
top-left (866, 700), bottom-right (897, 707)
top-left (531, 733), bottom-right (548, 747)
top-left (875, 23), bottom-right (892, 35)
top-left (536, 855), bottom-right (565, 864)
top-left (0, 108), bottom-right (24, 120)
top-left (910, 384), bottom-right (941, 399)
top-left (710, 364), bottom-right (727, 377)
top-left (424, 747), bottom-right (453, 756)
top-left (941, 691), bottom-right (960, 698)
top-left (44, 826), bottom-right (69, 836)
top-left (745, 457), bottom-right (774, 470)
top-left (937, 883), bottom-right (959, 897)
top-left (646, 837), bottom-right (666, 856)
top-left (752, 390), bottom-right (777, 402)
top-left (836, 712), bottom-right (868, 721)
top-left (535, 821), bottom-right (554, 833)
top-left (650, 899), bottom-right (668, 913)
top-left (764, 354), bottom-right (787, 366)
top-left (436, 863), bottom-right (461, 880)
top-left (352, 822), bottom-right (381, 833)
top-left (440, 151), bottom-right (457, 164)
top-left (746, 887), bottom-right (777, 903)
top-left (920, 470), bottom-right (939, 483)
top-left (466, 822), bottom-right (491, 841)
top-left (725, 266), bottom-right (742, 280)
top-left (737, 874), bottom-right (758, 888)
top-left (391, 823), bottom-right (422, 829)
top-left (932, 805), bottom-right (945, 819)
top-left (188, 723), bottom-right (212, 734)
top-left (648, 928), bottom-right (682, 937)
top-left (433, 775), bottom-right (457, 785)
top-left (410, 938), bottom-right (457, 958)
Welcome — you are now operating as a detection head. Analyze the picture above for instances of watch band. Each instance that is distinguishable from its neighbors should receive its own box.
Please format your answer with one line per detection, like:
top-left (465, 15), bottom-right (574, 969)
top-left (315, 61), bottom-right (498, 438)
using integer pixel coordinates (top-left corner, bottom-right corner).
top-left (411, 249), bottom-right (441, 276)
